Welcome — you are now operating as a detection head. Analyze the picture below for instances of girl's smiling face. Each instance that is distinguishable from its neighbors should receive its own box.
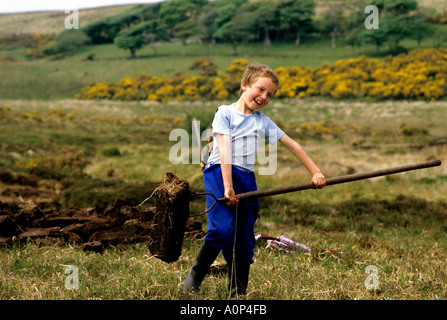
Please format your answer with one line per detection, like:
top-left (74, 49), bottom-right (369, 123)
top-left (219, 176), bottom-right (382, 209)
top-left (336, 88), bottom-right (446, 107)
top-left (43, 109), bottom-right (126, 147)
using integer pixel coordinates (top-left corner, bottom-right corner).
top-left (240, 77), bottom-right (277, 113)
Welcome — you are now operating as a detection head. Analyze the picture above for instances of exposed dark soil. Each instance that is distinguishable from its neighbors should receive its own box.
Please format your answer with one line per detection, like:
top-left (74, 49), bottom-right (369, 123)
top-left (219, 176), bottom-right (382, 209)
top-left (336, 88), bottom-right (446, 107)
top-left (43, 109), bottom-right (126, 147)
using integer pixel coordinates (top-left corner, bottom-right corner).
top-left (0, 172), bottom-right (205, 259)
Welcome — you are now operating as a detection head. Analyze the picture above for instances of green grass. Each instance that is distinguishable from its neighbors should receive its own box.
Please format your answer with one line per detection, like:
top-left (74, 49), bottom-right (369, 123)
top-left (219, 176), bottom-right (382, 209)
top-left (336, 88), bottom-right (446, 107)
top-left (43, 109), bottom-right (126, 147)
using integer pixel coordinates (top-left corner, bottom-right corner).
top-left (1, 98), bottom-right (446, 208)
top-left (0, 29), bottom-right (446, 299)
top-left (0, 97), bottom-right (446, 299)
top-left (1, 34), bottom-right (445, 100)
top-left (1, 212), bottom-right (446, 300)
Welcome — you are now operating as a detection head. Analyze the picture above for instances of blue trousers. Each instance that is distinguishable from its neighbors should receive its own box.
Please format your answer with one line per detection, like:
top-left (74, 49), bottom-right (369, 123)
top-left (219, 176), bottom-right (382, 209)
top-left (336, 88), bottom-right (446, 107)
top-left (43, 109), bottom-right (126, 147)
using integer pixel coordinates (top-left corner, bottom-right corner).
top-left (203, 164), bottom-right (259, 265)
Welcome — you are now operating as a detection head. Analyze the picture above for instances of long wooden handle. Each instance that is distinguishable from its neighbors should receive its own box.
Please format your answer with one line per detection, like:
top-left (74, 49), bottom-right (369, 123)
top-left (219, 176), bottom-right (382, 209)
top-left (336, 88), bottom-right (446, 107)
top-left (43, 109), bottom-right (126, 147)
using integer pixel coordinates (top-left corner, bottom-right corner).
top-left (191, 160), bottom-right (442, 217)
top-left (231, 159), bottom-right (442, 201)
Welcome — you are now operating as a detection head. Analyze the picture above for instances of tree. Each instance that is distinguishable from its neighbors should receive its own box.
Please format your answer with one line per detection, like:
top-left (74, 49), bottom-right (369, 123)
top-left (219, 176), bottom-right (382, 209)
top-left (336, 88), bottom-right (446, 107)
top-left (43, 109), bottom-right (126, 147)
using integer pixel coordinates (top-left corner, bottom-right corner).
top-left (173, 18), bottom-right (199, 56)
top-left (408, 10), bottom-right (435, 48)
top-left (43, 29), bottom-right (91, 56)
top-left (384, 0), bottom-right (418, 15)
top-left (83, 6), bottom-right (144, 44)
top-left (382, 0), bottom-right (419, 53)
top-left (318, 1), bottom-right (345, 49)
top-left (57, 29), bottom-right (91, 49)
top-left (114, 28), bottom-right (145, 58)
top-left (159, 0), bottom-right (207, 54)
top-left (135, 2), bottom-right (162, 21)
top-left (199, 0), bottom-right (246, 46)
top-left (344, 2), bottom-right (367, 55)
top-left (351, 0), bottom-right (430, 55)
top-left (277, 0), bottom-right (315, 46)
top-left (198, 8), bottom-right (218, 44)
top-left (114, 21), bottom-right (166, 58)
top-left (159, 0), bottom-right (207, 36)
top-left (345, 28), bottom-right (363, 55)
top-left (84, 17), bottom-right (121, 44)
top-left (213, 4), bottom-right (255, 55)
top-left (360, 26), bottom-right (388, 55)
top-left (251, 0), bottom-right (281, 52)
top-left (211, 3), bottom-right (239, 43)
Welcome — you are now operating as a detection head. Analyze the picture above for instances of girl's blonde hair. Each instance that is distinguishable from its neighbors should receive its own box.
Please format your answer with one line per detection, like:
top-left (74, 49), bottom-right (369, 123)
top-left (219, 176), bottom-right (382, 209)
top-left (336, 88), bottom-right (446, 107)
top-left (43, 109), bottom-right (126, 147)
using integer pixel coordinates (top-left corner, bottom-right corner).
top-left (239, 63), bottom-right (279, 96)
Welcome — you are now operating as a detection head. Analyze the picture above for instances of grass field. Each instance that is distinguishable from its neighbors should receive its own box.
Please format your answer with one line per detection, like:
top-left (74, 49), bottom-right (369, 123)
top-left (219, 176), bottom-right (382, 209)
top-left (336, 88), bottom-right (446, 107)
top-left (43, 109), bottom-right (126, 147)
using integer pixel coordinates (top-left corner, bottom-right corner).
top-left (0, 41), bottom-right (375, 99)
top-left (0, 10), bottom-right (446, 299)
top-left (2, 29), bottom-right (447, 100)
top-left (0, 5), bottom-right (134, 34)
top-left (0, 96), bottom-right (446, 300)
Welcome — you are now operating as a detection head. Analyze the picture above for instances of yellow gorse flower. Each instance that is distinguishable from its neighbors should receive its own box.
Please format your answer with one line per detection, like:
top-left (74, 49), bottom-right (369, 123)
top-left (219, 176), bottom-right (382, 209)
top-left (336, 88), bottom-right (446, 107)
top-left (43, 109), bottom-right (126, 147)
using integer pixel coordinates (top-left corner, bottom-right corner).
top-left (76, 49), bottom-right (447, 102)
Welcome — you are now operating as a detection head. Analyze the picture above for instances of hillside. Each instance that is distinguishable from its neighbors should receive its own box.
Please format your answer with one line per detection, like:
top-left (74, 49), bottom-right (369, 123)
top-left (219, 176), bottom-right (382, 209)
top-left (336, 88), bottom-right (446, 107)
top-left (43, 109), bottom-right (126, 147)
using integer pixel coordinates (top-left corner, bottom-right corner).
top-left (0, 4), bottom-right (134, 35)
top-left (0, 0), bottom-right (445, 35)
top-left (0, 0), bottom-right (446, 303)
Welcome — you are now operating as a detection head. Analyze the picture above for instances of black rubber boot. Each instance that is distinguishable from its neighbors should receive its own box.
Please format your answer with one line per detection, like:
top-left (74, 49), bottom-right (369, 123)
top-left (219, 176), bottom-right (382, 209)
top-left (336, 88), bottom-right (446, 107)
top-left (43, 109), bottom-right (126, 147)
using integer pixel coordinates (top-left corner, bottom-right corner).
top-left (228, 262), bottom-right (250, 297)
top-left (182, 241), bottom-right (221, 292)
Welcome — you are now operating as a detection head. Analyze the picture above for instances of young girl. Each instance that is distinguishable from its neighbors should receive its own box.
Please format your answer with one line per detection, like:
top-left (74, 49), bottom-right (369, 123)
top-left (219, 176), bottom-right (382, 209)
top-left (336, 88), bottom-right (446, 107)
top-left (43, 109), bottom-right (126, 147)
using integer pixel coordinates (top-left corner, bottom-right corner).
top-left (183, 64), bottom-right (326, 296)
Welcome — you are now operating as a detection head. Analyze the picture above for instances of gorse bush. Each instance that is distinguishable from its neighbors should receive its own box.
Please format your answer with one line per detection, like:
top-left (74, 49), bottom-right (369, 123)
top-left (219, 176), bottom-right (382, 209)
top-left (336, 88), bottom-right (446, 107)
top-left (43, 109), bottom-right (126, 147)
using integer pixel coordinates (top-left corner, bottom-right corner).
top-left (0, 33), bottom-right (55, 50)
top-left (276, 48), bottom-right (447, 101)
top-left (75, 57), bottom-right (244, 102)
top-left (76, 49), bottom-right (447, 102)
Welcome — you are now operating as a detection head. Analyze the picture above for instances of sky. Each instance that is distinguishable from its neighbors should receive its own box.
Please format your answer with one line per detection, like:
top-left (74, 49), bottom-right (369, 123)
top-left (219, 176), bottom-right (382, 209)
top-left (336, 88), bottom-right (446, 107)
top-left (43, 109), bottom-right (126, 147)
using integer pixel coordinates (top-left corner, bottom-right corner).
top-left (0, 0), bottom-right (163, 14)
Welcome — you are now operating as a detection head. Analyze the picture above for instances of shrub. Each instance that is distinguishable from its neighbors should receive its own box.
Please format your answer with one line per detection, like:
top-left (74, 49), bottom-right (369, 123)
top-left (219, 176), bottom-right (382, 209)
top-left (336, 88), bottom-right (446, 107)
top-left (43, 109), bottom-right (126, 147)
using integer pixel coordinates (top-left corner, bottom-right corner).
top-left (42, 30), bottom-right (90, 57)
top-left (76, 49), bottom-right (447, 102)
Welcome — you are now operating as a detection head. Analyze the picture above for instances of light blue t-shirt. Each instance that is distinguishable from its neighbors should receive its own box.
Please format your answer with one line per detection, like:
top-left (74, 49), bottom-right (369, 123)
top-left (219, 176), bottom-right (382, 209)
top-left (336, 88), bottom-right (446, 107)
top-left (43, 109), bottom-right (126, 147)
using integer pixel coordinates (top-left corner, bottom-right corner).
top-left (207, 103), bottom-right (285, 172)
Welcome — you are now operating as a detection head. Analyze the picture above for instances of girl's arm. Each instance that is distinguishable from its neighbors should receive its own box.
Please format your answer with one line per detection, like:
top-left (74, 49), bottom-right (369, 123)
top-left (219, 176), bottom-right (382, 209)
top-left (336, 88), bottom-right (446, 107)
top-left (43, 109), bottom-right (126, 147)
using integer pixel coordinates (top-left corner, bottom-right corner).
top-left (216, 133), bottom-right (239, 205)
top-left (279, 134), bottom-right (326, 188)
